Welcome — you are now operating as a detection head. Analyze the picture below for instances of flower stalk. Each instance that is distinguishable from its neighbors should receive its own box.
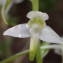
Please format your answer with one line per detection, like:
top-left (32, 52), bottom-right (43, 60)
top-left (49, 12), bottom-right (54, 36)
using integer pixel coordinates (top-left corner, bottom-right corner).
top-left (31, 0), bottom-right (39, 10)
top-left (29, 36), bottom-right (40, 61)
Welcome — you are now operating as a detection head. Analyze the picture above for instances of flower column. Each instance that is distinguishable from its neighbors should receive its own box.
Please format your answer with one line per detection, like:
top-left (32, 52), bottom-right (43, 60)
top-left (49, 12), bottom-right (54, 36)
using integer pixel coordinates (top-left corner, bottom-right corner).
top-left (29, 0), bottom-right (43, 63)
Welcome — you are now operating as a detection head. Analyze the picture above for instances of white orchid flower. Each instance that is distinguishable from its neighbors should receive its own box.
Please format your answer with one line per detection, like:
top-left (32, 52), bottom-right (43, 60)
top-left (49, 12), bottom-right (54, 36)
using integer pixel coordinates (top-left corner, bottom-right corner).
top-left (3, 11), bottom-right (63, 61)
top-left (3, 11), bottom-right (63, 44)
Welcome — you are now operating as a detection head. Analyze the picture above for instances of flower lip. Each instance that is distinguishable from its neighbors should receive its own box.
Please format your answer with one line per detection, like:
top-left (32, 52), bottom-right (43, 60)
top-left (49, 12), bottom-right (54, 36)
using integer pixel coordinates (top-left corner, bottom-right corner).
top-left (27, 11), bottom-right (49, 21)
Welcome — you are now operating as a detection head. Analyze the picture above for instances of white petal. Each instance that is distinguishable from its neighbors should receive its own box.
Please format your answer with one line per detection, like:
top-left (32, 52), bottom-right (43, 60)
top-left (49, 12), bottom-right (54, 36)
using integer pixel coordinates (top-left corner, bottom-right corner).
top-left (27, 11), bottom-right (49, 21)
top-left (39, 26), bottom-right (63, 44)
top-left (3, 24), bottom-right (30, 38)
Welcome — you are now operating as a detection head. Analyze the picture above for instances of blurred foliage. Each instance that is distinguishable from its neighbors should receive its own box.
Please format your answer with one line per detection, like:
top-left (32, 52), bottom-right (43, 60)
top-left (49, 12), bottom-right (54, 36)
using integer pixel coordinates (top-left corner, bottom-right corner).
top-left (0, 40), bottom-right (8, 59)
top-left (0, 41), bottom-right (5, 59)
top-left (0, 39), bottom-right (12, 59)
top-left (39, 0), bottom-right (57, 12)
top-left (5, 0), bottom-right (11, 10)
top-left (6, 16), bottom-right (18, 26)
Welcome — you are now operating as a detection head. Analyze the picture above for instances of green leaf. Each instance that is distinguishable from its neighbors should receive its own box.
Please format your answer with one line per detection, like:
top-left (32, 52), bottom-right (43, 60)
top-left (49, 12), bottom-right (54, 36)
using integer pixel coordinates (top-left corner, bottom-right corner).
top-left (0, 50), bottom-right (29, 63)
top-left (1, 0), bottom-right (12, 24)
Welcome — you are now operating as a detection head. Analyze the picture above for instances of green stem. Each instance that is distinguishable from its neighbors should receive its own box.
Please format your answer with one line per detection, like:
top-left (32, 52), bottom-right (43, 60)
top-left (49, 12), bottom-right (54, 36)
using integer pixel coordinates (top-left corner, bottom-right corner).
top-left (31, 0), bottom-right (39, 11)
top-left (1, 0), bottom-right (12, 24)
top-left (36, 41), bottom-right (42, 63)
top-left (0, 50), bottom-right (29, 63)
top-left (29, 37), bottom-right (40, 61)
top-left (1, 2), bottom-right (7, 24)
